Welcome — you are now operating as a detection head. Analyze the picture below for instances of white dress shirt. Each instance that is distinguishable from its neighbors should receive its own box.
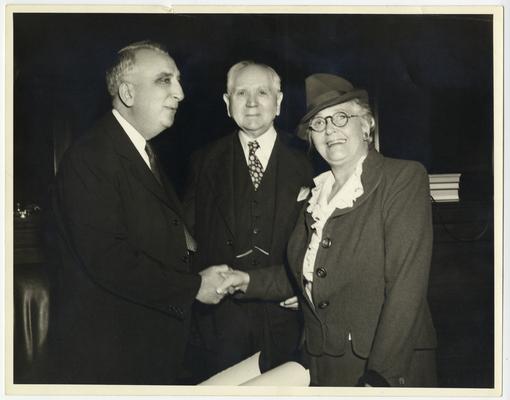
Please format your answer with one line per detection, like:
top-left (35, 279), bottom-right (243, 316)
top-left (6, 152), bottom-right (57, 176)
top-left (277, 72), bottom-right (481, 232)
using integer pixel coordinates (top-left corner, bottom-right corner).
top-left (112, 109), bottom-right (151, 170)
top-left (238, 126), bottom-right (277, 170)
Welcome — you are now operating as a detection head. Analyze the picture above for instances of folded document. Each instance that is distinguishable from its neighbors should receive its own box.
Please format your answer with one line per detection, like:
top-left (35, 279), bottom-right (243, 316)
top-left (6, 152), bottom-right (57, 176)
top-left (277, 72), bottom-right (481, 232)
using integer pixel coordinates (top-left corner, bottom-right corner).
top-left (199, 351), bottom-right (310, 386)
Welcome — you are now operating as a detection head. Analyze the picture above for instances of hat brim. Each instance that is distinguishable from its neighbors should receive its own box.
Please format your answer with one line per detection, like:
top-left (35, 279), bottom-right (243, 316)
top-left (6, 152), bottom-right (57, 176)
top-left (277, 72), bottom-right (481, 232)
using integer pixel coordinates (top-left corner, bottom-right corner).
top-left (296, 89), bottom-right (368, 140)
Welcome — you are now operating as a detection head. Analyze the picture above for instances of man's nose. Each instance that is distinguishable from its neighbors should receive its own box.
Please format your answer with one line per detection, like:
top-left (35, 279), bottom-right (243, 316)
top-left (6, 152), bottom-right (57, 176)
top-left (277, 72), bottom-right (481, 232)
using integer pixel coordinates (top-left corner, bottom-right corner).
top-left (246, 93), bottom-right (258, 107)
top-left (171, 80), bottom-right (184, 102)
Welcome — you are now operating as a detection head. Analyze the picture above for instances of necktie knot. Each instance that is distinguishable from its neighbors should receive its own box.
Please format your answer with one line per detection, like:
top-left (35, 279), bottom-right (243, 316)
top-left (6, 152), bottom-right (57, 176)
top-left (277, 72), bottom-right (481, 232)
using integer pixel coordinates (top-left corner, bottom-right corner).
top-left (248, 140), bottom-right (260, 154)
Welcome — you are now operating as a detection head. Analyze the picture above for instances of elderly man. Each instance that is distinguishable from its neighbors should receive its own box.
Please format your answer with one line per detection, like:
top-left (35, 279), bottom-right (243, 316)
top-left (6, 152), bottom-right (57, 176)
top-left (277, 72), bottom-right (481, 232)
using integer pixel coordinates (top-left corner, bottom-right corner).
top-left (51, 41), bottom-right (227, 384)
top-left (185, 61), bottom-right (314, 379)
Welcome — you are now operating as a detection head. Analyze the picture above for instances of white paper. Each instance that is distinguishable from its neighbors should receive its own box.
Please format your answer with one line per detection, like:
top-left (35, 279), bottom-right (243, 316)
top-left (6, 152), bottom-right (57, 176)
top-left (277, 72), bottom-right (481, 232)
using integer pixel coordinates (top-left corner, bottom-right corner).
top-left (241, 361), bottom-right (310, 386)
top-left (199, 351), bottom-right (261, 385)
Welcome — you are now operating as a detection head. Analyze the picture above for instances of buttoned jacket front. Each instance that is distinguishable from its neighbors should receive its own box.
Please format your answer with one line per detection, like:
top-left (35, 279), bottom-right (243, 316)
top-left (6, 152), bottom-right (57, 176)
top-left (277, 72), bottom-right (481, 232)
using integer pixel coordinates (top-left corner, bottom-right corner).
top-left (185, 132), bottom-right (313, 273)
top-left (247, 149), bottom-right (437, 384)
top-left (184, 131), bottom-right (314, 370)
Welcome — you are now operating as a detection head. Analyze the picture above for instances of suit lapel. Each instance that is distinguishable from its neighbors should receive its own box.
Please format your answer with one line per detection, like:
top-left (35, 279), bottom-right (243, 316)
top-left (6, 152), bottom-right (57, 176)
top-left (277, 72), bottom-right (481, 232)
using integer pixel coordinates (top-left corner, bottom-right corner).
top-left (206, 134), bottom-right (236, 236)
top-left (328, 149), bottom-right (384, 219)
top-left (294, 151), bottom-right (385, 317)
top-left (104, 114), bottom-right (176, 211)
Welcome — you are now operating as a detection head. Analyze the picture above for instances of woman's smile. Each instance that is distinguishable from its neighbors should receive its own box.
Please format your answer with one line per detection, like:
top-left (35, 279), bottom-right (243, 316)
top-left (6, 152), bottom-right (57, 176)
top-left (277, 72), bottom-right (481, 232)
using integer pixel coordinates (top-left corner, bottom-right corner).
top-left (327, 137), bottom-right (347, 147)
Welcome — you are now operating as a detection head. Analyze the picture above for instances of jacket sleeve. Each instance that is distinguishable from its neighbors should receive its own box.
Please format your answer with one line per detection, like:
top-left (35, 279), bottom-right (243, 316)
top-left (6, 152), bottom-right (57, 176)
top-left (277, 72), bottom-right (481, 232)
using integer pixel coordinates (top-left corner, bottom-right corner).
top-left (55, 148), bottom-right (201, 320)
top-left (241, 264), bottom-right (296, 301)
top-left (365, 162), bottom-right (433, 385)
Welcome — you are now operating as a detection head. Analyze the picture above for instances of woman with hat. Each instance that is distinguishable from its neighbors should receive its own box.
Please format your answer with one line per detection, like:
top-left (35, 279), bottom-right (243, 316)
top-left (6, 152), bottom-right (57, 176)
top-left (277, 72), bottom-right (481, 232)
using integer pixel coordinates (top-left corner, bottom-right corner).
top-left (218, 73), bottom-right (438, 387)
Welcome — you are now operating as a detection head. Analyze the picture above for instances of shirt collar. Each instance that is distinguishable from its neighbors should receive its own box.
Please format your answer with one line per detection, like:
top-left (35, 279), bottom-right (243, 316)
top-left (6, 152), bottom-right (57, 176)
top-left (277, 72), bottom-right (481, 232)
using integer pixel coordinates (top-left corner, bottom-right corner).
top-left (112, 109), bottom-right (150, 168)
top-left (238, 126), bottom-right (277, 169)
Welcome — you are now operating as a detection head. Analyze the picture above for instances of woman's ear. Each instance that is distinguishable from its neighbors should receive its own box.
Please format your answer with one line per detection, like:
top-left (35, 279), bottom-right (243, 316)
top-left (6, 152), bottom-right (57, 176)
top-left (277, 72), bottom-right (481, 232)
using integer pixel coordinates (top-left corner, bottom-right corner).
top-left (369, 116), bottom-right (375, 131)
top-left (360, 115), bottom-right (375, 134)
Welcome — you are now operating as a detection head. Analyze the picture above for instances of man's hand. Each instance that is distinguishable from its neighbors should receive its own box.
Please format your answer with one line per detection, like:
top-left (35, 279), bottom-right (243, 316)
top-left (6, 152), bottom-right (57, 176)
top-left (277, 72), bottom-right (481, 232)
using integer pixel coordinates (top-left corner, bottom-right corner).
top-left (195, 264), bottom-right (231, 304)
top-left (216, 270), bottom-right (250, 295)
top-left (279, 295), bottom-right (299, 310)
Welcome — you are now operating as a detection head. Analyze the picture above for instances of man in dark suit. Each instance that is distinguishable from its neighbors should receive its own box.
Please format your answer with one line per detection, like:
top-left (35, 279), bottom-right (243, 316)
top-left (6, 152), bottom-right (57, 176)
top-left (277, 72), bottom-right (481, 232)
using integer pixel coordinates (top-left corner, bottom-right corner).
top-left (50, 41), bottom-right (228, 384)
top-left (185, 61), bottom-right (314, 379)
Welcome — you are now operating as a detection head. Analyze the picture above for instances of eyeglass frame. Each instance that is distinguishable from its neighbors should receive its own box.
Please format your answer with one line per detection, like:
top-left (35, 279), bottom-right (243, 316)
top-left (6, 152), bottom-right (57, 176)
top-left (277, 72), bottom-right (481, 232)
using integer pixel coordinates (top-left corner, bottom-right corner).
top-left (308, 111), bottom-right (362, 133)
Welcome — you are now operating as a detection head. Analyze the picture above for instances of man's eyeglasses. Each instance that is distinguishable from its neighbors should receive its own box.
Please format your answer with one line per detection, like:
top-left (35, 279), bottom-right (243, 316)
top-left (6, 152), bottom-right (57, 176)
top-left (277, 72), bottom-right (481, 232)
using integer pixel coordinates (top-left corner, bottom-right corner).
top-left (309, 111), bottom-right (360, 133)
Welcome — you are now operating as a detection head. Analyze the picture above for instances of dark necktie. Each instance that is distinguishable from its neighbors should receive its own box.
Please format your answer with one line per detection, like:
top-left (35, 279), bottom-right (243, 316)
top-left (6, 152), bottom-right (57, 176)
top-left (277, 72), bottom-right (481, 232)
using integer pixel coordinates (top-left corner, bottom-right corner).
top-left (144, 142), bottom-right (197, 252)
top-left (144, 142), bottom-right (162, 185)
top-left (247, 140), bottom-right (264, 190)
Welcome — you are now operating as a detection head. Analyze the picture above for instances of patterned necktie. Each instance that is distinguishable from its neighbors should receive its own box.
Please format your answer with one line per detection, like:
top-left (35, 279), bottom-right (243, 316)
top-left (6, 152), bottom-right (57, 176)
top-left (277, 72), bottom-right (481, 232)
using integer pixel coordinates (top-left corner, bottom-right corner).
top-left (144, 142), bottom-right (162, 185)
top-left (248, 140), bottom-right (264, 190)
top-left (144, 142), bottom-right (197, 252)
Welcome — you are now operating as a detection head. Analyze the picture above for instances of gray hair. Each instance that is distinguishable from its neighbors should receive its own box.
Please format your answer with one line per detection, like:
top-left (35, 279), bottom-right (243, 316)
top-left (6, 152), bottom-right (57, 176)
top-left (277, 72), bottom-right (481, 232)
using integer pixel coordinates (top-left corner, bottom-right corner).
top-left (106, 40), bottom-right (169, 98)
top-left (226, 60), bottom-right (281, 94)
top-left (350, 98), bottom-right (376, 142)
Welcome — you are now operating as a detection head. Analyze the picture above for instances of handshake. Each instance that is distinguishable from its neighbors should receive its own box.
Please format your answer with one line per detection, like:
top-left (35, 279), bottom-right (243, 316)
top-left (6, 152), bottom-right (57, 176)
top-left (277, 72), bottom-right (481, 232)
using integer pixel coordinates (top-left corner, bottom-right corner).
top-left (195, 265), bottom-right (250, 304)
top-left (194, 265), bottom-right (299, 310)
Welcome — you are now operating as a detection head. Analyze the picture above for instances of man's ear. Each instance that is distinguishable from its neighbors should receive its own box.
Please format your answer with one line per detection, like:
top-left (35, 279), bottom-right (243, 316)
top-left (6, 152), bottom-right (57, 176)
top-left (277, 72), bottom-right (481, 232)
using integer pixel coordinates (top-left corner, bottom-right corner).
top-left (223, 93), bottom-right (231, 117)
top-left (275, 91), bottom-right (283, 116)
top-left (118, 82), bottom-right (135, 107)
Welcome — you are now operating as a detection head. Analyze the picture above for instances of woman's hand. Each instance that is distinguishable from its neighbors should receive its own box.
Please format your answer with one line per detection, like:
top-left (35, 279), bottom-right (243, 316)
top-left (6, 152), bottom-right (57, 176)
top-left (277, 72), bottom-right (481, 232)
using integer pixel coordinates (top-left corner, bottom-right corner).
top-left (279, 295), bottom-right (299, 310)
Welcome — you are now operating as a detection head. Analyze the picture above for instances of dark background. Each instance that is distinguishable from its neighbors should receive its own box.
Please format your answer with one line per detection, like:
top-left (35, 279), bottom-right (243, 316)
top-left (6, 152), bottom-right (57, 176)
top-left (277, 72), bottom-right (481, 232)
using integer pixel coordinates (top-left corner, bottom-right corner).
top-left (14, 13), bottom-right (493, 200)
top-left (12, 13), bottom-right (494, 387)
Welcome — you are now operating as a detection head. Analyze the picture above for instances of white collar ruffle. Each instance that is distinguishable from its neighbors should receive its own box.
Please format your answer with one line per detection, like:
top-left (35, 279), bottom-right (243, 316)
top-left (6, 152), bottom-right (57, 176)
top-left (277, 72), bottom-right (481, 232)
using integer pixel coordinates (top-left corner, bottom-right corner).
top-left (306, 154), bottom-right (367, 229)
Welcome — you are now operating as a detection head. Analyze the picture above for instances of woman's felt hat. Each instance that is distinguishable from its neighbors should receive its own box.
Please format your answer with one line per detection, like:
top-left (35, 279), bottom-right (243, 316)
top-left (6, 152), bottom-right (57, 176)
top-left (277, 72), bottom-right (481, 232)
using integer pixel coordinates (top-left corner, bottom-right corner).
top-left (297, 73), bottom-right (368, 140)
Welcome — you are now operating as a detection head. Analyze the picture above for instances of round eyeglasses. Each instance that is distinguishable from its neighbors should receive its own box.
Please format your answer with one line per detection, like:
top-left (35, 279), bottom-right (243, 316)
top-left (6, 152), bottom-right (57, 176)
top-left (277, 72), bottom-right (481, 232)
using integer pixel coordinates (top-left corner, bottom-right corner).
top-left (309, 111), bottom-right (360, 133)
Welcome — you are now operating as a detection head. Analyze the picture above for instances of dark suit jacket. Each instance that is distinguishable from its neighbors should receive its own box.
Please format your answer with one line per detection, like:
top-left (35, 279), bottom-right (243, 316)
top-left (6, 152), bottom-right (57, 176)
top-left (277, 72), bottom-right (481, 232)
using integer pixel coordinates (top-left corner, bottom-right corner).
top-left (184, 131), bottom-right (313, 361)
top-left (50, 113), bottom-right (201, 384)
top-left (245, 150), bottom-right (437, 386)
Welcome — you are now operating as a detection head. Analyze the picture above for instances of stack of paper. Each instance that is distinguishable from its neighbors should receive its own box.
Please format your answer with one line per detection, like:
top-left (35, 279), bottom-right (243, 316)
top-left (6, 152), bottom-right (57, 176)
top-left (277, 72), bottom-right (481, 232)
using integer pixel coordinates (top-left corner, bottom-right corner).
top-left (429, 173), bottom-right (461, 202)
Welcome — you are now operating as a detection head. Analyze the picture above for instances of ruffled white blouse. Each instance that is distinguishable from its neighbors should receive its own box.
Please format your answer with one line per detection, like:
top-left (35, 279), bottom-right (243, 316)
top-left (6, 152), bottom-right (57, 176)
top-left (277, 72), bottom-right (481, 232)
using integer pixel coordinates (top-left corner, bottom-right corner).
top-left (303, 154), bottom-right (367, 302)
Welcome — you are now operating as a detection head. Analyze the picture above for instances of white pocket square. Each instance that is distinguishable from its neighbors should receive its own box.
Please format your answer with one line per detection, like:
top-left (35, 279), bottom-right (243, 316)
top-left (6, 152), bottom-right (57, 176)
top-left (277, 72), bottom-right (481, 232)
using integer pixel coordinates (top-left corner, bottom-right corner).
top-left (297, 186), bottom-right (310, 202)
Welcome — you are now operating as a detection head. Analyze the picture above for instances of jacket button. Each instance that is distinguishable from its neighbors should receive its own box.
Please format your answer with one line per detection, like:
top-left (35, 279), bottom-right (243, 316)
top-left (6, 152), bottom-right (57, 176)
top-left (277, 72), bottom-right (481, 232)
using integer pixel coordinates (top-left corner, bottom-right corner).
top-left (320, 237), bottom-right (332, 248)
top-left (182, 253), bottom-right (189, 263)
top-left (172, 219), bottom-right (179, 226)
top-left (226, 239), bottom-right (233, 246)
top-left (318, 300), bottom-right (330, 309)
top-left (316, 267), bottom-right (327, 278)
top-left (251, 258), bottom-right (258, 266)
top-left (253, 227), bottom-right (260, 235)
